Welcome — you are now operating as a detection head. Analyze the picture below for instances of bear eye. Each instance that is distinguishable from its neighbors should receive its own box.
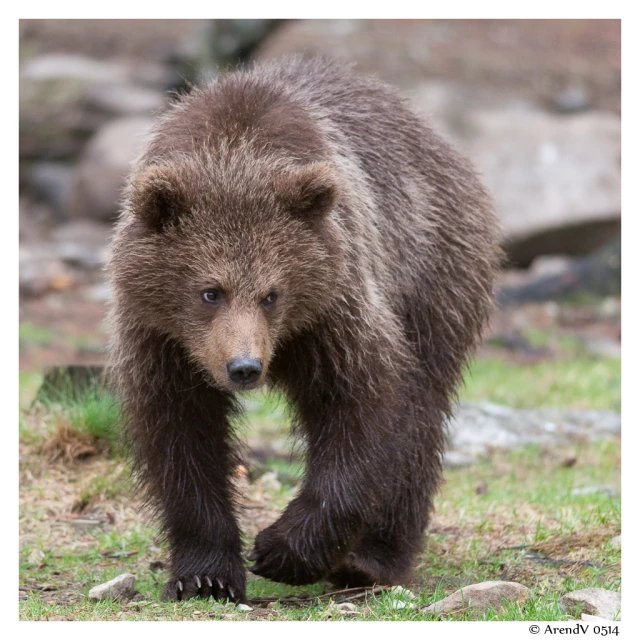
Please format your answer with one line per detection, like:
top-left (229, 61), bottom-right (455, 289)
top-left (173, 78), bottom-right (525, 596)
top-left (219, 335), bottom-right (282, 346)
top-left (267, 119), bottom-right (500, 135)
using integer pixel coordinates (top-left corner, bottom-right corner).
top-left (201, 289), bottom-right (220, 304)
top-left (262, 291), bottom-right (278, 306)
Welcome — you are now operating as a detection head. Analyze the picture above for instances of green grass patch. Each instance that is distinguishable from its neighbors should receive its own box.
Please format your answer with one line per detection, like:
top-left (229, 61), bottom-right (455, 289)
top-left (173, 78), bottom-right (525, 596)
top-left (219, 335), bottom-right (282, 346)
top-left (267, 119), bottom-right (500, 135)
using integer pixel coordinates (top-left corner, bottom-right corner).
top-left (19, 327), bottom-right (621, 620)
top-left (27, 380), bottom-right (122, 459)
top-left (65, 390), bottom-right (121, 449)
top-left (461, 357), bottom-right (620, 411)
top-left (19, 438), bottom-right (620, 621)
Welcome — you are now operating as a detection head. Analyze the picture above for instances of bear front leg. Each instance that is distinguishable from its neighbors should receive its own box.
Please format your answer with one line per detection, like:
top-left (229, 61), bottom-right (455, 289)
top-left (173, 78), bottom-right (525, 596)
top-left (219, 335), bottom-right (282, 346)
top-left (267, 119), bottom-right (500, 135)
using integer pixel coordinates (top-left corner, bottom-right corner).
top-left (112, 330), bottom-right (247, 602)
top-left (151, 394), bottom-right (246, 602)
top-left (249, 382), bottom-right (398, 585)
top-left (159, 457), bottom-right (246, 603)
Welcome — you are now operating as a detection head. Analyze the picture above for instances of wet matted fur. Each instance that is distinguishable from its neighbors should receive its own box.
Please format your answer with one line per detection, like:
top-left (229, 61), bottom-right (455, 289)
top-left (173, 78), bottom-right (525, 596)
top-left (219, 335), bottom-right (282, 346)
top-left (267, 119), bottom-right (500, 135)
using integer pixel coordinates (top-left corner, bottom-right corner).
top-left (108, 56), bottom-right (501, 602)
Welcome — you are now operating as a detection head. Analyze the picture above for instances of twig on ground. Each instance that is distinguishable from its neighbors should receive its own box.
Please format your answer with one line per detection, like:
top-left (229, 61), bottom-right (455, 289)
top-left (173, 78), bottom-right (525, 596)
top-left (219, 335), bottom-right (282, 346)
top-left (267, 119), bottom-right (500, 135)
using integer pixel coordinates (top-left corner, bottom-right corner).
top-left (250, 585), bottom-right (387, 607)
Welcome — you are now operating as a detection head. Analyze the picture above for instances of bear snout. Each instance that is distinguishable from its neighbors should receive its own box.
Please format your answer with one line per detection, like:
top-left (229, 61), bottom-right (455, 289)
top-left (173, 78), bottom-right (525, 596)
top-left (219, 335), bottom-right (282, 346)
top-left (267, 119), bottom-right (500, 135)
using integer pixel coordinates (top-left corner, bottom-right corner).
top-left (226, 357), bottom-right (263, 386)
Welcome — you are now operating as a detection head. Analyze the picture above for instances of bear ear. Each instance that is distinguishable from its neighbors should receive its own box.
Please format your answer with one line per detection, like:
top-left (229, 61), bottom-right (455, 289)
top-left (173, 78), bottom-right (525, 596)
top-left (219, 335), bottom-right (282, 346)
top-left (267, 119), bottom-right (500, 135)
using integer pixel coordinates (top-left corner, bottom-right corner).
top-left (282, 163), bottom-right (339, 219)
top-left (128, 165), bottom-right (187, 232)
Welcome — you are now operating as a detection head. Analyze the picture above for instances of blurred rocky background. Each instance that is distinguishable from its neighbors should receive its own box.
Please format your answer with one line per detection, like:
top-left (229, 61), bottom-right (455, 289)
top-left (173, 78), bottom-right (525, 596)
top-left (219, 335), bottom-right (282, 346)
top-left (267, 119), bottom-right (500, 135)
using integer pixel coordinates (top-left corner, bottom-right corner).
top-left (19, 19), bottom-right (620, 374)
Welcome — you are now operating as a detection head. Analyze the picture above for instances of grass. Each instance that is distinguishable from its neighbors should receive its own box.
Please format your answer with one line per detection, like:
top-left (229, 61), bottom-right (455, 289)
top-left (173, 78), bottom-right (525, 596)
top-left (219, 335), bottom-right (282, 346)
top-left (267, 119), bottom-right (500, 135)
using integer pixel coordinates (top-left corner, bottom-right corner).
top-left (18, 332), bottom-right (621, 621)
top-left (63, 390), bottom-right (121, 452)
top-left (25, 377), bottom-right (122, 461)
top-left (19, 430), bottom-right (620, 620)
top-left (461, 357), bottom-right (621, 411)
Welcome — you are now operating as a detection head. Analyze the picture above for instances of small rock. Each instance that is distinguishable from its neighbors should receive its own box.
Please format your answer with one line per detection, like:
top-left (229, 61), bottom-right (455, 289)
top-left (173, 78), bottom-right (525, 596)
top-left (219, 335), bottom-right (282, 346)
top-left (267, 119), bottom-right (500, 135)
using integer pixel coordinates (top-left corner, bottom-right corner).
top-left (443, 451), bottom-right (476, 468)
top-left (335, 602), bottom-right (357, 612)
top-left (560, 588), bottom-right (621, 621)
top-left (609, 535), bottom-right (621, 549)
top-left (551, 84), bottom-right (591, 113)
top-left (236, 603), bottom-right (253, 611)
top-left (448, 402), bottom-right (620, 459)
top-left (600, 297), bottom-right (621, 318)
top-left (529, 254), bottom-right (575, 278)
top-left (389, 585), bottom-right (417, 600)
top-left (28, 548), bottom-right (46, 566)
top-left (571, 486), bottom-right (618, 498)
top-left (88, 572), bottom-right (136, 601)
top-left (424, 581), bottom-right (529, 616)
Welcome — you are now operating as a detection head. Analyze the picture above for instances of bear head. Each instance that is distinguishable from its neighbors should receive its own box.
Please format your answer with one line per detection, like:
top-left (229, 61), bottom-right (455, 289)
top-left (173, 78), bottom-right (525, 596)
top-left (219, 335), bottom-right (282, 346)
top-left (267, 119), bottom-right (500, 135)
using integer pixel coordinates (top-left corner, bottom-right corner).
top-left (114, 145), bottom-right (345, 392)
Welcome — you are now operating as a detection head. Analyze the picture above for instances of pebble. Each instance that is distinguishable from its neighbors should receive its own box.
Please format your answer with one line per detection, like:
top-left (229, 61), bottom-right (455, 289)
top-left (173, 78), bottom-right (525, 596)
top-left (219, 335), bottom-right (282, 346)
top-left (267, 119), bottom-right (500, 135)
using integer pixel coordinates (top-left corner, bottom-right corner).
top-left (88, 572), bottom-right (137, 601)
top-left (389, 585), bottom-right (417, 600)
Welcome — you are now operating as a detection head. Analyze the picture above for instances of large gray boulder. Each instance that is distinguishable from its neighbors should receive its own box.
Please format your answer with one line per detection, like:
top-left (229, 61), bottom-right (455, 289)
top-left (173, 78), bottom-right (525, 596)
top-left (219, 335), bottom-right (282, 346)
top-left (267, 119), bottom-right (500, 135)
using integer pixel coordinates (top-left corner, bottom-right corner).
top-left (19, 54), bottom-right (167, 161)
top-left (256, 20), bottom-right (620, 265)
top-left (21, 53), bottom-right (174, 90)
top-left (448, 402), bottom-right (620, 458)
top-left (408, 88), bottom-right (620, 265)
top-left (68, 116), bottom-right (155, 222)
top-left (459, 109), bottom-right (620, 265)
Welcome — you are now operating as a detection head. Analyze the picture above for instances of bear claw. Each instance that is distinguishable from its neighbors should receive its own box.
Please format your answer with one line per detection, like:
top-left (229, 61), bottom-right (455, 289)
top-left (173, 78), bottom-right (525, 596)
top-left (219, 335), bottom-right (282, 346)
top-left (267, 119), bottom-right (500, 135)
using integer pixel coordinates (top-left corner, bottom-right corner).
top-left (161, 574), bottom-right (244, 603)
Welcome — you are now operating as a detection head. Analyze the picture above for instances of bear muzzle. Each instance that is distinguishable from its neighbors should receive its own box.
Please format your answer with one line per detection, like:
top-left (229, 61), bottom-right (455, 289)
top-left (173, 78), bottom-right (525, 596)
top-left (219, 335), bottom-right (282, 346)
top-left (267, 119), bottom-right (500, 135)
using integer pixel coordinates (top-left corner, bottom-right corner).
top-left (226, 356), bottom-right (263, 388)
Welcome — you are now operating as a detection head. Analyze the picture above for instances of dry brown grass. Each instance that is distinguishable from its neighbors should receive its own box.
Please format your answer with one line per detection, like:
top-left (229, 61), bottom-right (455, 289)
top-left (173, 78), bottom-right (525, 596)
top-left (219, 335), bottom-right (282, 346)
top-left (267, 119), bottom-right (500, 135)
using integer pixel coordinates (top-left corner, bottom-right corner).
top-left (39, 422), bottom-right (102, 464)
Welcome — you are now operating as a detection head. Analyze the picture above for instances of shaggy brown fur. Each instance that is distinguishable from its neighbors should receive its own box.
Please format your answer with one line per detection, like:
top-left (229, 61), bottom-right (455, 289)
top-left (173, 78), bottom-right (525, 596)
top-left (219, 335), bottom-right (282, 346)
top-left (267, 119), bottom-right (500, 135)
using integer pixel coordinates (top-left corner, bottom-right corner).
top-left (108, 57), bottom-right (501, 603)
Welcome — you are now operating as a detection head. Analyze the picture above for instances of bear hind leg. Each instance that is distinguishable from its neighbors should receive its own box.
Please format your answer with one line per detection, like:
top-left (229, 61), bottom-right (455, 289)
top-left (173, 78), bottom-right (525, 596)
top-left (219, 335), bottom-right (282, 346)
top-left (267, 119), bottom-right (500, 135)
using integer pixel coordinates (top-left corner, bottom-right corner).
top-left (326, 508), bottom-right (427, 588)
top-left (327, 407), bottom-right (443, 588)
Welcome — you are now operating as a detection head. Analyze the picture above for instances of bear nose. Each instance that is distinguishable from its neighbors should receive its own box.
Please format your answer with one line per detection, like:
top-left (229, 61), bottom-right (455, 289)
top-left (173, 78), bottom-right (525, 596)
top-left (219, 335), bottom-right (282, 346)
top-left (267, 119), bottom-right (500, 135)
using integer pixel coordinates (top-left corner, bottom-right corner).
top-left (226, 357), bottom-right (263, 385)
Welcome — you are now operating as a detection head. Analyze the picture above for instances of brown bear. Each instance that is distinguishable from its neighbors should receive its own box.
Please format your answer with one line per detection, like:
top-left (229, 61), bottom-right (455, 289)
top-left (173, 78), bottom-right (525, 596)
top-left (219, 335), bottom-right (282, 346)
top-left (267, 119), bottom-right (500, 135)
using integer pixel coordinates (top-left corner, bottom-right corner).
top-left (108, 56), bottom-right (501, 603)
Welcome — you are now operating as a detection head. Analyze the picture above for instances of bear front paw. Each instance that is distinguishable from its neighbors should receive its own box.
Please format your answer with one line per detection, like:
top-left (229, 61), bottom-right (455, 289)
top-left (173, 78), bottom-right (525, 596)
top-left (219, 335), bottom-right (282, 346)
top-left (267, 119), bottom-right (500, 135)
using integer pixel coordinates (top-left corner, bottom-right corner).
top-left (160, 556), bottom-right (246, 602)
top-left (248, 523), bottom-right (329, 585)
